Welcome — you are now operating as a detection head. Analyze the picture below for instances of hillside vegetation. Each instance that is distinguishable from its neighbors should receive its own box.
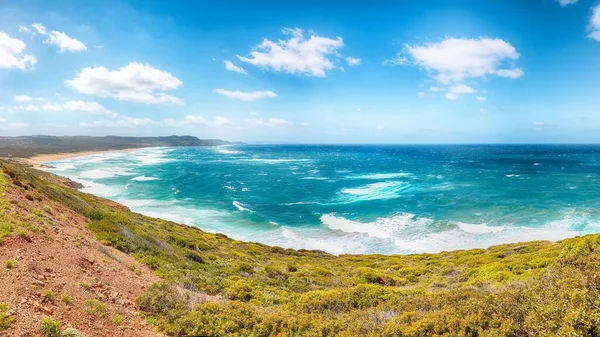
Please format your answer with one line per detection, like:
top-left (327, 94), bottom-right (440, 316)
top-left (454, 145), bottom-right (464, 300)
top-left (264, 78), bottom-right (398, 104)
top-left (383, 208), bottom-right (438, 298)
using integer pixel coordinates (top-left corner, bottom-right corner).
top-left (1, 159), bottom-right (600, 336)
top-left (0, 135), bottom-right (237, 158)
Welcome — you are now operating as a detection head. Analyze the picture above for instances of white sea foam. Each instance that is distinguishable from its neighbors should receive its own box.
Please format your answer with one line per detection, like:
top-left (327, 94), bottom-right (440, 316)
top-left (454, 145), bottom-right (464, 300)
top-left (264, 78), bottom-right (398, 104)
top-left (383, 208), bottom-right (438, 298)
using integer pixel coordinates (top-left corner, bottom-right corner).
top-left (505, 174), bottom-right (520, 177)
top-left (79, 168), bottom-right (135, 179)
top-left (131, 175), bottom-right (160, 181)
top-left (48, 162), bottom-right (75, 171)
top-left (457, 222), bottom-right (504, 233)
top-left (217, 148), bottom-right (241, 155)
top-left (232, 201), bottom-right (252, 212)
top-left (347, 172), bottom-right (412, 180)
top-left (224, 186), bottom-right (235, 191)
top-left (240, 158), bottom-right (311, 164)
top-left (339, 181), bottom-right (409, 202)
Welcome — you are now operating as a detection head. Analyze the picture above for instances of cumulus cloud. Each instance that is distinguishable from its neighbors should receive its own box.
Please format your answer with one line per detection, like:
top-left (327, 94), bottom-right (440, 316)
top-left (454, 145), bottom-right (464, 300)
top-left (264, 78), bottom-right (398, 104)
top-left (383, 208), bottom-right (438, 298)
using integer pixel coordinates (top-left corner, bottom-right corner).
top-left (164, 115), bottom-right (232, 127)
top-left (237, 28), bottom-right (344, 77)
top-left (0, 32), bottom-right (37, 70)
top-left (23, 23), bottom-right (87, 52)
top-left (224, 60), bottom-right (247, 74)
top-left (213, 88), bottom-right (277, 101)
top-left (244, 117), bottom-right (292, 127)
top-left (12, 100), bottom-right (115, 117)
top-left (557, 0), bottom-right (578, 6)
top-left (42, 100), bottom-right (116, 117)
top-left (445, 93), bottom-right (458, 100)
top-left (402, 37), bottom-right (523, 84)
top-left (14, 95), bottom-right (42, 102)
top-left (476, 96), bottom-right (487, 101)
top-left (449, 84), bottom-right (476, 94)
top-left (589, 4), bottom-right (600, 42)
top-left (44, 30), bottom-right (87, 52)
top-left (31, 23), bottom-right (47, 35)
top-left (346, 57), bottom-right (361, 66)
top-left (66, 62), bottom-right (183, 104)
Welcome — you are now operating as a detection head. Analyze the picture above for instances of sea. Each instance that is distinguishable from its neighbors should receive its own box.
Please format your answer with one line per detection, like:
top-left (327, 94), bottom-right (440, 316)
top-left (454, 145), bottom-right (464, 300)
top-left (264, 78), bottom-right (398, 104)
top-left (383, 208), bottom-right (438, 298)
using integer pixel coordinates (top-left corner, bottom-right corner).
top-left (43, 144), bottom-right (600, 255)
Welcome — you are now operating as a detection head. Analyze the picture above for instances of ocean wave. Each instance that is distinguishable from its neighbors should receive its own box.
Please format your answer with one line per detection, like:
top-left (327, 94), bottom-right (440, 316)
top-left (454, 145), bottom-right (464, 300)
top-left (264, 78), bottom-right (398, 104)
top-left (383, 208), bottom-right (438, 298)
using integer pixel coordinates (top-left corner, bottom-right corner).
top-left (79, 168), bottom-right (136, 179)
top-left (338, 181), bottom-right (410, 202)
top-left (47, 162), bottom-right (76, 171)
top-left (347, 172), bottom-right (412, 180)
top-left (232, 201), bottom-right (252, 212)
top-left (216, 148), bottom-right (241, 155)
top-left (319, 213), bottom-right (592, 254)
top-left (457, 222), bottom-right (505, 233)
top-left (131, 175), bottom-right (160, 181)
top-left (239, 158), bottom-right (311, 164)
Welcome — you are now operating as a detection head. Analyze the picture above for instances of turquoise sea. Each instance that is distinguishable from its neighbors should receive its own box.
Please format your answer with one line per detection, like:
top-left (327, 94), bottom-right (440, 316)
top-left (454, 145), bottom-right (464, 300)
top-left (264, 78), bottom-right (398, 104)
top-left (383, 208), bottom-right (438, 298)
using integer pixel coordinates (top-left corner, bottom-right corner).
top-left (44, 145), bottom-right (600, 255)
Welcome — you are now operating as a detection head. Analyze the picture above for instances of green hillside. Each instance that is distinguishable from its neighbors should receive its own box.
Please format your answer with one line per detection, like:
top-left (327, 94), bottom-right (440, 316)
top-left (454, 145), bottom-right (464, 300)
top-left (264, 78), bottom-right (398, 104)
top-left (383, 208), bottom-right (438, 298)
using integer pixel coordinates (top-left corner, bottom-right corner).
top-left (1, 159), bottom-right (599, 336)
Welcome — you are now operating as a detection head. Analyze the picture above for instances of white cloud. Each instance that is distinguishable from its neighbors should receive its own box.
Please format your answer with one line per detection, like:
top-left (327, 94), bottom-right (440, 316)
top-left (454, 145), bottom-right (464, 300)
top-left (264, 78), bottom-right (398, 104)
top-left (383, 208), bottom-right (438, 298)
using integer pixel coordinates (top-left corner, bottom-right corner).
top-left (165, 115), bottom-right (232, 127)
top-left (0, 31), bottom-right (37, 70)
top-left (12, 100), bottom-right (115, 117)
top-left (300, 122), bottom-right (309, 127)
top-left (14, 95), bottom-right (33, 102)
top-left (476, 96), bottom-right (487, 101)
top-left (224, 60), bottom-right (247, 74)
top-left (14, 104), bottom-right (40, 111)
top-left (346, 57), bottom-right (361, 66)
top-left (383, 54), bottom-right (408, 66)
top-left (402, 37), bottom-right (523, 84)
top-left (449, 84), bottom-right (476, 94)
top-left (244, 117), bottom-right (292, 127)
top-left (31, 23), bottom-right (47, 35)
top-left (23, 23), bottom-right (87, 52)
top-left (66, 62), bottom-right (183, 104)
top-left (589, 4), bottom-right (600, 42)
top-left (429, 86), bottom-right (445, 92)
top-left (81, 116), bottom-right (155, 128)
top-left (495, 68), bottom-right (524, 79)
top-left (213, 88), bottom-right (277, 101)
top-left (237, 28), bottom-right (344, 77)
top-left (42, 100), bottom-right (116, 117)
top-left (44, 30), bottom-right (87, 52)
top-left (445, 93), bottom-right (458, 100)
top-left (18, 25), bottom-right (31, 33)
top-left (557, 0), bottom-right (578, 6)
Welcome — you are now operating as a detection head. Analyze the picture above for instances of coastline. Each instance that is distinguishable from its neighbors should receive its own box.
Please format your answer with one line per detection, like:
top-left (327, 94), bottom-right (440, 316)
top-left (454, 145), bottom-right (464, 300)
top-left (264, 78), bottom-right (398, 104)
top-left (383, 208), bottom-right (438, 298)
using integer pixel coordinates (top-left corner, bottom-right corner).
top-left (25, 147), bottom-right (146, 167)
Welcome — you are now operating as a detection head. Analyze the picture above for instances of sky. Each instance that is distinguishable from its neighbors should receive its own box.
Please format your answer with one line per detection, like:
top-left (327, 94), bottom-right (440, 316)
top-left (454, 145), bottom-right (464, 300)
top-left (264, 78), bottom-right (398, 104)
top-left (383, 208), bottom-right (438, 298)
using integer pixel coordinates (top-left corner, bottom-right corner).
top-left (0, 0), bottom-right (599, 144)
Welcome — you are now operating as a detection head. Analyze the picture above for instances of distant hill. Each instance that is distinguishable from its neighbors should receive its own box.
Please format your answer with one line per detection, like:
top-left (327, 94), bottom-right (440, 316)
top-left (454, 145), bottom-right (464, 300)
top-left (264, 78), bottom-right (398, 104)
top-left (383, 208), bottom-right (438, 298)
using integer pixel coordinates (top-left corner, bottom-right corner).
top-left (0, 135), bottom-right (240, 157)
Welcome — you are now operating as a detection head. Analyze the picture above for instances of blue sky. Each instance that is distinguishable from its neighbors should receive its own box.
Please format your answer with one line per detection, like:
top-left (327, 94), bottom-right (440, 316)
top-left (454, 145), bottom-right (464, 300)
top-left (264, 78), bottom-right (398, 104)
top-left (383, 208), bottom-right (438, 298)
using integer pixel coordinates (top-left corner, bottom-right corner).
top-left (0, 0), bottom-right (599, 143)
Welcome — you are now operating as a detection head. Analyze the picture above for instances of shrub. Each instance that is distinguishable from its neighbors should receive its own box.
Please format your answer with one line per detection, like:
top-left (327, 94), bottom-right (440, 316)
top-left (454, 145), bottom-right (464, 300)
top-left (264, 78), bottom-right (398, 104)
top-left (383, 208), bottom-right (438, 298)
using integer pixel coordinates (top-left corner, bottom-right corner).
top-left (0, 302), bottom-right (14, 330)
top-left (40, 317), bottom-right (61, 337)
top-left (42, 290), bottom-right (55, 304)
top-left (5, 259), bottom-right (17, 269)
top-left (60, 327), bottom-right (88, 337)
top-left (110, 313), bottom-right (124, 326)
top-left (61, 293), bottom-right (73, 304)
top-left (84, 298), bottom-right (106, 318)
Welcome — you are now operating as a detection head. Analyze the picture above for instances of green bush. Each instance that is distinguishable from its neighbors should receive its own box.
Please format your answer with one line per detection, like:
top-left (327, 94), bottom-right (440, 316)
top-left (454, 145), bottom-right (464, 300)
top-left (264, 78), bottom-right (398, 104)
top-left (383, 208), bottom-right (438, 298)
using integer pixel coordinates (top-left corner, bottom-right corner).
top-left (40, 317), bottom-right (61, 337)
top-left (60, 327), bottom-right (88, 337)
top-left (84, 298), bottom-right (106, 318)
top-left (0, 302), bottom-right (14, 330)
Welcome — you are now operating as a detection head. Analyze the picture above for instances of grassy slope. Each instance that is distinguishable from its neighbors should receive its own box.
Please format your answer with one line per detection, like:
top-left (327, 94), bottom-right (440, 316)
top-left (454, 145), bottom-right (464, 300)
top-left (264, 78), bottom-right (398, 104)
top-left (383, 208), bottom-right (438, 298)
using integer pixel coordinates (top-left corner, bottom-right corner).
top-left (1, 159), bottom-right (600, 336)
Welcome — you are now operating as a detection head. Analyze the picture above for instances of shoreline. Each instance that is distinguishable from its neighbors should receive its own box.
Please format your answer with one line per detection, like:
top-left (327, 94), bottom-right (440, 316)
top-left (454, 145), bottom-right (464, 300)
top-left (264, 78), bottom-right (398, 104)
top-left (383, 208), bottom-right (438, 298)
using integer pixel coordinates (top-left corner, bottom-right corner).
top-left (25, 147), bottom-right (147, 167)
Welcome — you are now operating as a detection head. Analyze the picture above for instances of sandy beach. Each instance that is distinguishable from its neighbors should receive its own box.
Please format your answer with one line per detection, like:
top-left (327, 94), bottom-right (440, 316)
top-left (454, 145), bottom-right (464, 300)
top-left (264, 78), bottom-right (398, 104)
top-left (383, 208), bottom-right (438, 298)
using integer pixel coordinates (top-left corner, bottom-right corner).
top-left (26, 148), bottom-right (145, 167)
